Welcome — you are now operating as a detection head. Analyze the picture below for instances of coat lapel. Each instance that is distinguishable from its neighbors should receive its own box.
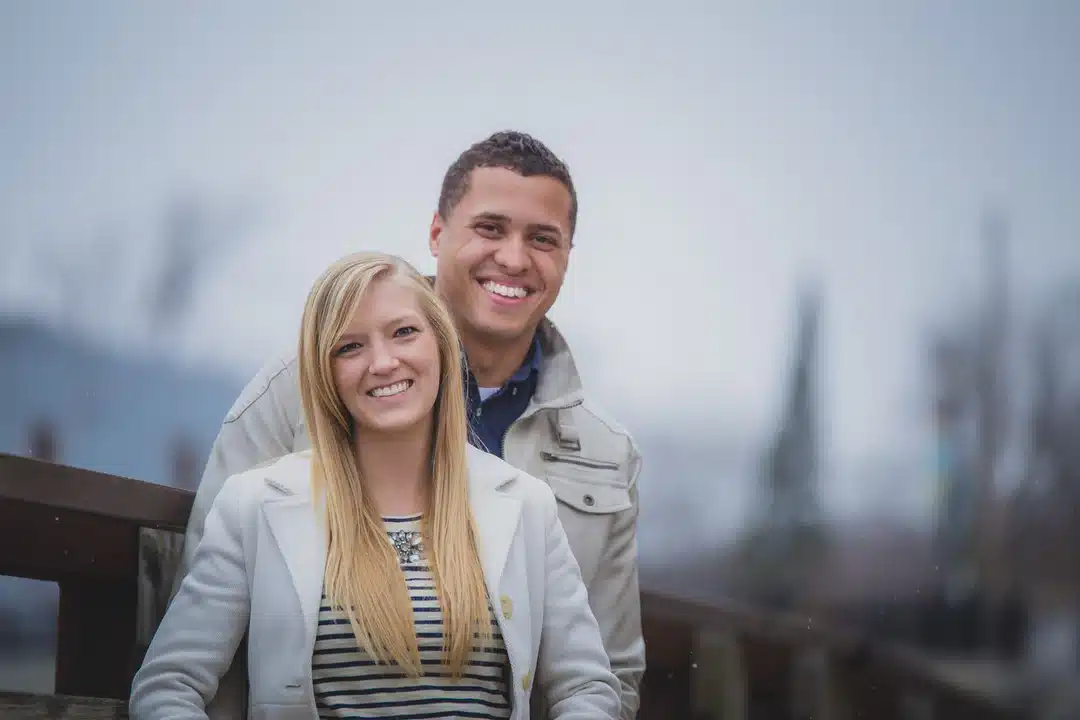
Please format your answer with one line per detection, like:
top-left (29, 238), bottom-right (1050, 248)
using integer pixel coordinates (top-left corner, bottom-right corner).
top-left (467, 447), bottom-right (523, 604)
top-left (256, 448), bottom-right (523, 666)
top-left (261, 455), bottom-right (326, 656)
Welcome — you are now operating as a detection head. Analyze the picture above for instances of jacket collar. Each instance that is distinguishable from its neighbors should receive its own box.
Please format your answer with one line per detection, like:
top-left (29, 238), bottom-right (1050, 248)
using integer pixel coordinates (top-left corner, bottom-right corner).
top-left (259, 446), bottom-right (523, 652)
top-left (531, 317), bottom-right (585, 409)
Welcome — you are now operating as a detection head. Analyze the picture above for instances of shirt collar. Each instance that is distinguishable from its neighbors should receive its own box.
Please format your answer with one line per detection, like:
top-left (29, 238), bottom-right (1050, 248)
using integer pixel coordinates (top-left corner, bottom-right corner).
top-left (507, 333), bottom-right (543, 385)
top-left (462, 333), bottom-right (543, 389)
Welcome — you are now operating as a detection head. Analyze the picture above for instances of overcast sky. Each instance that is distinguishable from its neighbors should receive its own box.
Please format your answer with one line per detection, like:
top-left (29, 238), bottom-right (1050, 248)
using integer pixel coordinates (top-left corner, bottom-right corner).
top-left (2, 0), bottom-right (1079, 484)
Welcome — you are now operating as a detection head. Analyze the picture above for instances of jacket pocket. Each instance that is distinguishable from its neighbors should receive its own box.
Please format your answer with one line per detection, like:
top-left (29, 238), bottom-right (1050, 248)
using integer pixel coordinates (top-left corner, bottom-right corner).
top-left (540, 451), bottom-right (628, 489)
top-left (541, 451), bottom-right (621, 471)
top-left (547, 473), bottom-right (632, 514)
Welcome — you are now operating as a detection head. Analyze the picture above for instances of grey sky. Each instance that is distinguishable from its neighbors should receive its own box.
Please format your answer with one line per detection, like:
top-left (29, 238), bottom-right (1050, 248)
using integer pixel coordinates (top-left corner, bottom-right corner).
top-left (2, 0), bottom-right (1078, 484)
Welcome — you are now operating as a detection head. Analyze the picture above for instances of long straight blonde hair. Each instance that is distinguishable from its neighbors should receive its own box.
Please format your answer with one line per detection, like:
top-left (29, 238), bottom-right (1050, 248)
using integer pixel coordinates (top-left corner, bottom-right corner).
top-left (297, 251), bottom-right (491, 678)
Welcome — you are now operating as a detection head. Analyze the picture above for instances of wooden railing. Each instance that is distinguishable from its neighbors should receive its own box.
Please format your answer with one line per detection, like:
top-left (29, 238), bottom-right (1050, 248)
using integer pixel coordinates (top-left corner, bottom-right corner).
top-left (0, 453), bottom-right (1033, 719)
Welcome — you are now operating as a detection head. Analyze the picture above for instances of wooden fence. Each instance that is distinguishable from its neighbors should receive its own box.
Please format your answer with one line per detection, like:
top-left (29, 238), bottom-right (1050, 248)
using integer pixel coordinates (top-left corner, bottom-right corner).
top-left (0, 453), bottom-right (1033, 719)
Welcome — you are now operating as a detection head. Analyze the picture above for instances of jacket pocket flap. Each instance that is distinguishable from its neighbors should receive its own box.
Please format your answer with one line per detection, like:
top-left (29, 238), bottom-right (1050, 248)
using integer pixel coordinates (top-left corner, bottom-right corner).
top-left (547, 474), bottom-right (632, 515)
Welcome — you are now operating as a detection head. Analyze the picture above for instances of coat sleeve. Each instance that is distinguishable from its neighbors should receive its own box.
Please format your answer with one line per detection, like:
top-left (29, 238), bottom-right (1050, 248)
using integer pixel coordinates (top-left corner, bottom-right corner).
top-left (173, 353), bottom-right (300, 597)
top-left (130, 476), bottom-right (252, 719)
top-left (536, 487), bottom-right (622, 719)
top-left (587, 451), bottom-right (646, 719)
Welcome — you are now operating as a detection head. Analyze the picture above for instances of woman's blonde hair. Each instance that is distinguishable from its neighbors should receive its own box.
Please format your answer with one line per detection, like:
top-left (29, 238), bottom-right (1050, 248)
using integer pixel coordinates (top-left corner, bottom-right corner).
top-left (297, 251), bottom-right (490, 677)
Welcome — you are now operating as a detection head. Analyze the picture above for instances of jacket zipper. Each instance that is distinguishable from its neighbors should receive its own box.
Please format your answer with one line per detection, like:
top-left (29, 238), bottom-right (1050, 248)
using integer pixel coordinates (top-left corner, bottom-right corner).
top-left (540, 451), bottom-right (620, 471)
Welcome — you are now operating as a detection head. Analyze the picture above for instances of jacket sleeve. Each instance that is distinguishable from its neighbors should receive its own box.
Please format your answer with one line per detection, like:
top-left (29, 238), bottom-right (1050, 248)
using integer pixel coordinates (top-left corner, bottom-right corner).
top-left (591, 450), bottom-right (646, 719)
top-left (173, 354), bottom-right (300, 597)
top-left (130, 476), bottom-right (251, 718)
top-left (537, 488), bottom-right (622, 719)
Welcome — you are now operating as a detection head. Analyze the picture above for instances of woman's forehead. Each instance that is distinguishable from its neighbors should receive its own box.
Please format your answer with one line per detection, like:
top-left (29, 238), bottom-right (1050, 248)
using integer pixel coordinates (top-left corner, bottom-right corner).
top-left (341, 279), bottom-right (427, 335)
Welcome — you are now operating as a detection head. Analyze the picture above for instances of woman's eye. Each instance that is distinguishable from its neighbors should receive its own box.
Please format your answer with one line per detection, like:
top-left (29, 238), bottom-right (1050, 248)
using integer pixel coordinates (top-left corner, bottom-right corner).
top-left (395, 326), bottom-right (419, 338)
top-left (336, 342), bottom-right (362, 355)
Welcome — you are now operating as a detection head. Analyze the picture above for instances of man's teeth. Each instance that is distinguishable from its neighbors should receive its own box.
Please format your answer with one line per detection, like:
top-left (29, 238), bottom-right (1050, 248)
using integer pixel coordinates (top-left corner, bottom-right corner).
top-left (369, 380), bottom-right (411, 398)
top-left (483, 281), bottom-right (529, 299)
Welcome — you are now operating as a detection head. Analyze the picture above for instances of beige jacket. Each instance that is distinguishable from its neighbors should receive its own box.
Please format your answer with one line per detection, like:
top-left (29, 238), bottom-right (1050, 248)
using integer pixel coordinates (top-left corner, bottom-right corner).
top-left (175, 319), bottom-right (645, 718)
top-left (135, 447), bottom-right (620, 720)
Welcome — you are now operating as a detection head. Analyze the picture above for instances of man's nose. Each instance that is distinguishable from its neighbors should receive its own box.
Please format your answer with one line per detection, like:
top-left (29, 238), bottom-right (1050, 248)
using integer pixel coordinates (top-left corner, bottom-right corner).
top-left (493, 236), bottom-right (529, 274)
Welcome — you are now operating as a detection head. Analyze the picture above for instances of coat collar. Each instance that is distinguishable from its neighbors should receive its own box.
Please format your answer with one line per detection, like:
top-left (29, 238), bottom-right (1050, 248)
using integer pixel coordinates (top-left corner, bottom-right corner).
top-left (259, 446), bottom-right (523, 650)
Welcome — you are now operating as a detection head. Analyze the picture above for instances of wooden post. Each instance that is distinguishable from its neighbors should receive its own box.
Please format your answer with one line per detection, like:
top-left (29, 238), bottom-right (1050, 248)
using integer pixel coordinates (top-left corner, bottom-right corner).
top-left (829, 649), bottom-right (906, 720)
top-left (741, 635), bottom-right (798, 718)
top-left (0, 454), bottom-right (195, 705)
top-left (792, 646), bottom-right (854, 720)
top-left (55, 576), bottom-right (138, 700)
top-left (691, 630), bottom-right (746, 720)
top-left (135, 527), bottom-right (185, 658)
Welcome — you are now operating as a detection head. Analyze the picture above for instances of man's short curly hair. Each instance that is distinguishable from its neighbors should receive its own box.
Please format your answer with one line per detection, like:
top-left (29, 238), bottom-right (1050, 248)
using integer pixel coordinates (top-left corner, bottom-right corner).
top-left (437, 130), bottom-right (578, 237)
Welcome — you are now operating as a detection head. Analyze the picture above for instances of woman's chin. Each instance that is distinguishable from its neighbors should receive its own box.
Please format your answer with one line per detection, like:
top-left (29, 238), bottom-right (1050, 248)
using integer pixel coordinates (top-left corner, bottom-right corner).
top-left (355, 407), bottom-right (432, 437)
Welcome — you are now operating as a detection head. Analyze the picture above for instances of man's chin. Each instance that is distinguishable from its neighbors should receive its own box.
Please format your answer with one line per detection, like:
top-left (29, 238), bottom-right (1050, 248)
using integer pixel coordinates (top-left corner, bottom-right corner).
top-left (467, 316), bottom-right (537, 345)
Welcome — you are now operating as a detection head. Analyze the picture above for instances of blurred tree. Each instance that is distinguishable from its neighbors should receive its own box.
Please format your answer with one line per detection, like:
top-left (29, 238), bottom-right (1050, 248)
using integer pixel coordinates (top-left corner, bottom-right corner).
top-left (1024, 281), bottom-right (1080, 593)
top-left (145, 193), bottom-right (252, 339)
top-left (27, 419), bottom-right (59, 462)
top-left (734, 281), bottom-right (829, 609)
top-left (32, 191), bottom-right (254, 343)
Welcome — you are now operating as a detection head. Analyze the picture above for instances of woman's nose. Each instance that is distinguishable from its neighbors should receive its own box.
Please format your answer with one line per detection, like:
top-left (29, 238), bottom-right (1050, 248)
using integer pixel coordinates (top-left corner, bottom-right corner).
top-left (369, 344), bottom-right (400, 373)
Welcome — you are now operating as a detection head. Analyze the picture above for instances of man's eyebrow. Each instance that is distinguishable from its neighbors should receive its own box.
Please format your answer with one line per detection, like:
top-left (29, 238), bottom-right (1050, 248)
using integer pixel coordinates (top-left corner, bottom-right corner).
top-left (471, 212), bottom-right (512, 224)
top-left (528, 222), bottom-right (564, 237)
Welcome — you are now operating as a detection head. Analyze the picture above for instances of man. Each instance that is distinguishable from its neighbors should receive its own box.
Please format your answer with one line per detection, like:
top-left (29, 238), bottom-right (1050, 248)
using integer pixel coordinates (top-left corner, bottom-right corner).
top-left (175, 131), bottom-right (645, 718)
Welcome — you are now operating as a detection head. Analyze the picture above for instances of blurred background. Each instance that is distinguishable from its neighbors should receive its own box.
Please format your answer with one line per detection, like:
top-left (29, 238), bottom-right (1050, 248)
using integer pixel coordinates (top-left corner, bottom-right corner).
top-left (2, 0), bottom-right (1079, 716)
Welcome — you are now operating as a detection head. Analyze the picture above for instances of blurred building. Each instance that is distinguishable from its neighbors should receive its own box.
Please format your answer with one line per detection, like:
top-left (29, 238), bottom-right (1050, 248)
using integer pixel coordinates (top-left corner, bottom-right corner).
top-left (0, 316), bottom-right (241, 488)
top-left (0, 314), bottom-right (242, 646)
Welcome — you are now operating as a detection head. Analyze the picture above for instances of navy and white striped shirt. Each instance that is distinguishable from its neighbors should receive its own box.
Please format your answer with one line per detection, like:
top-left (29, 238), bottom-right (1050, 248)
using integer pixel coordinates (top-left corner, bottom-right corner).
top-left (311, 515), bottom-right (511, 719)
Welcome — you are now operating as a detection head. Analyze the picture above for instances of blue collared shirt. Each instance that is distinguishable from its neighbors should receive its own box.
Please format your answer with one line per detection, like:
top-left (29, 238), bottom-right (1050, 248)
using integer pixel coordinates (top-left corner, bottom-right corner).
top-left (464, 335), bottom-right (542, 459)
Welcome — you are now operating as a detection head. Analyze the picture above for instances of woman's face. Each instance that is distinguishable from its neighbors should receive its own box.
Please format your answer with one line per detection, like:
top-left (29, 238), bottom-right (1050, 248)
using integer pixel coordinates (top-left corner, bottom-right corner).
top-left (331, 276), bottom-right (441, 438)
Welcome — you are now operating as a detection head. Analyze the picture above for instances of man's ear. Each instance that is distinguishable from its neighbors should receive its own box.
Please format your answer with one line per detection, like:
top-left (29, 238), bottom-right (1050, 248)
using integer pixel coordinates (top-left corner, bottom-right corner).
top-left (428, 212), bottom-right (443, 258)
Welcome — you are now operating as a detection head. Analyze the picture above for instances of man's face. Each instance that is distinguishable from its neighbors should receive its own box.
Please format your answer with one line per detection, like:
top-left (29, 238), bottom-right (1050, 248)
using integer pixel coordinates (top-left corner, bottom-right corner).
top-left (429, 167), bottom-right (573, 346)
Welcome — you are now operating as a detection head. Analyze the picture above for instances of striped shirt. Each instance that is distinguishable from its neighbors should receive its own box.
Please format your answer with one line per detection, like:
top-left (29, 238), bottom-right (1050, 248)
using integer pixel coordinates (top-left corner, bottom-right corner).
top-left (311, 515), bottom-right (511, 719)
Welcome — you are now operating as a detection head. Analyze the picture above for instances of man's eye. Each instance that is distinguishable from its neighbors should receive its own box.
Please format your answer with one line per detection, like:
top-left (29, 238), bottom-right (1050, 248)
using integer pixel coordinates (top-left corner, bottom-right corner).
top-left (475, 223), bottom-right (501, 235)
top-left (534, 235), bottom-right (557, 246)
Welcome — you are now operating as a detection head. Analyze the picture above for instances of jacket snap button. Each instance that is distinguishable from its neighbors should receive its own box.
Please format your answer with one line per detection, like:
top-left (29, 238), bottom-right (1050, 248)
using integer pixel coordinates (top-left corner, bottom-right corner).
top-left (583, 494), bottom-right (595, 507)
top-left (521, 670), bottom-right (531, 691)
top-left (500, 594), bottom-right (513, 620)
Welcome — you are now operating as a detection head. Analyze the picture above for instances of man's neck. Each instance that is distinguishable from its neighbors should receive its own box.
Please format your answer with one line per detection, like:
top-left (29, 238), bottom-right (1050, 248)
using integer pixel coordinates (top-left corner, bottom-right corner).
top-left (352, 425), bottom-right (431, 517)
top-left (462, 329), bottom-right (536, 388)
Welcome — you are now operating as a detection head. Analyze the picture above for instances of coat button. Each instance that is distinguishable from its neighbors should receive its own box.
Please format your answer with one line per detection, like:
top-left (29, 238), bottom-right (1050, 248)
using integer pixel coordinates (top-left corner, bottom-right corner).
top-left (500, 594), bottom-right (513, 620)
top-left (521, 670), bottom-right (531, 691)
top-left (583, 494), bottom-right (595, 507)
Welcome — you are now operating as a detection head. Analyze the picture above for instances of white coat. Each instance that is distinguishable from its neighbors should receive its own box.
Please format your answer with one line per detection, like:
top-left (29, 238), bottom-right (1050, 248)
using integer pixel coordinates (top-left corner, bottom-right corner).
top-left (131, 446), bottom-right (620, 720)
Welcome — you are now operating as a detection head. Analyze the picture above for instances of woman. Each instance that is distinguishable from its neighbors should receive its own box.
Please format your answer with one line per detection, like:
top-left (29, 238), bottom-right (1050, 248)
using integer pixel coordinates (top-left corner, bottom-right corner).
top-left (129, 252), bottom-right (620, 719)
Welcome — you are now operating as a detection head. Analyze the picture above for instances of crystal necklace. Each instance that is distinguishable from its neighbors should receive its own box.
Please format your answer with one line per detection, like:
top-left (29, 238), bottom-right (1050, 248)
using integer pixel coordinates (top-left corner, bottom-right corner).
top-left (388, 527), bottom-right (424, 565)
